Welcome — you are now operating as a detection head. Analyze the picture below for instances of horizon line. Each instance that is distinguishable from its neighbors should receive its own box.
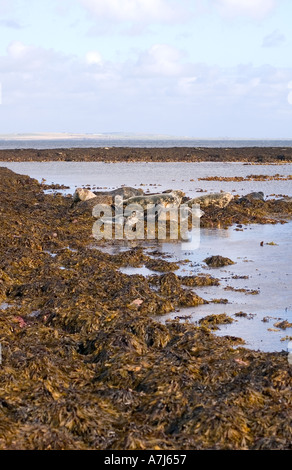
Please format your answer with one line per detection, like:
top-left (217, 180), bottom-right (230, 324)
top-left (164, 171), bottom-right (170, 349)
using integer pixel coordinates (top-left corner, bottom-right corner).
top-left (0, 133), bottom-right (292, 141)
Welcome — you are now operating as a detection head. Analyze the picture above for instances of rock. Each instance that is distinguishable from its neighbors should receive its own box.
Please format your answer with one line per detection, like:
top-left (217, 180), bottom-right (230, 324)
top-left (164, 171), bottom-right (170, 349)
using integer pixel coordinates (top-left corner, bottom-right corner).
top-left (239, 192), bottom-right (265, 203)
top-left (204, 255), bottom-right (235, 268)
top-left (187, 192), bottom-right (234, 209)
top-left (73, 188), bottom-right (97, 202)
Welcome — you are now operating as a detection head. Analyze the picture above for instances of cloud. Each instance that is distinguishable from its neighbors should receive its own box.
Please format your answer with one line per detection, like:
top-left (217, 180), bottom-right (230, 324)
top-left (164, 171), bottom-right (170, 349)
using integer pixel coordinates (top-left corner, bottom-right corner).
top-left (135, 44), bottom-right (184, 76)
top-left (0, 19), bottom-right (22, 28)
top-left (7, 41), bottom-right (28, 59)
top-left (0, 0), bottom-right (23, 28)
top-left (178, 76), bottom-right (197, 94)
top-left (213, 0), bottom-right (278, 19)
top-left (262, 30), bottom-right (286, 48)
top-left (79, 0), bottom-right (188, 28)
top-left (1, 41), bottom-right (292, 136)
top-left (85, 51), bottom-right (103, 66)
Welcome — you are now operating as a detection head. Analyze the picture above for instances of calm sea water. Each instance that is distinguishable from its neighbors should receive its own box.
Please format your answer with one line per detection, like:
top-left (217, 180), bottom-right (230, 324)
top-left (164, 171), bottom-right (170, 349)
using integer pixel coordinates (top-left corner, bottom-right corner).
top-left (1, 138), bottom-right (292, 150)
top-left (1, 161), bottom-right (291, 198)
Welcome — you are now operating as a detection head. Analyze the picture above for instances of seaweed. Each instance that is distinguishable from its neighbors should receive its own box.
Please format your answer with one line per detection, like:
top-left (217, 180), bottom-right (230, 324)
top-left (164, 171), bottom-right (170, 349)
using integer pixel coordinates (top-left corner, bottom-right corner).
top-left (1, 167), bottom-right (292, 451)
top-left (198, 314), bottom-right (234, 330)
top-left (204, 256), bottom-right (235, 268)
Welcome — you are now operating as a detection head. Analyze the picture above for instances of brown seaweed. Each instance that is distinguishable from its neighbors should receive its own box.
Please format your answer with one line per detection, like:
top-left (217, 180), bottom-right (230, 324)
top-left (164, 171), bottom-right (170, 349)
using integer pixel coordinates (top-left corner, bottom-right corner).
top-left (1, 167), bottom-right (292, 451)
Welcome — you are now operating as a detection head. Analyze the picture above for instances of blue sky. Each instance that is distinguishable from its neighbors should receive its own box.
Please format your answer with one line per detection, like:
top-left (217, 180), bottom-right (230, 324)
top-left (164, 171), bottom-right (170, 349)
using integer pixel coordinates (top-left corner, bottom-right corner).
top-left (0, 0), bottom-right (292, 137)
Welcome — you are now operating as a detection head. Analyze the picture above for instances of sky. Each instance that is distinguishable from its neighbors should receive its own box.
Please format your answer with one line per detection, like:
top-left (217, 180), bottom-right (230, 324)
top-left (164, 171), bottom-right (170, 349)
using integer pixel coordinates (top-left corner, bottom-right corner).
top-left (0, 0), bottom-right (292, 138)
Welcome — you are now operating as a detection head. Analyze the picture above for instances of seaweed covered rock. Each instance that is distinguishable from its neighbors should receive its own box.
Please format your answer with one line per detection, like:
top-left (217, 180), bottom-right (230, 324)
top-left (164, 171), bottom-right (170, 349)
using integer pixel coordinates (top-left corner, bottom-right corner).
top-left (148, 273), bottom-right (207, 308)
top-left (198, 313), bottom-right (234, 330)
top-left (203, 256), bottom-right (235, 268)
top-left (1, 167), bottom-right (292, 450)
top-left (179, 274), bottom-right (220, 287)
top-left (145, 259), bottom-right (179, 273)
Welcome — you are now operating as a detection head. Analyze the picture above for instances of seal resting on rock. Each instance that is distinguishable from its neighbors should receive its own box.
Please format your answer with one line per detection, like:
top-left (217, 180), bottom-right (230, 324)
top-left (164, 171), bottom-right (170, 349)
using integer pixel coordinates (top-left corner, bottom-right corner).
top-left (77, 194), bottom-right (114, 212)
top-left (187, 192), bottom-right (234, 209)
top-left (238, 192), bottom-right (265, 203)
top-left (157, 205), bottom-right (204, 223)
top-left (73, 188), bottom-right (97, 202)
top-left (94, 187), bottom-right (144, 199)
top-left (122, 190), bottom-right (185, 210)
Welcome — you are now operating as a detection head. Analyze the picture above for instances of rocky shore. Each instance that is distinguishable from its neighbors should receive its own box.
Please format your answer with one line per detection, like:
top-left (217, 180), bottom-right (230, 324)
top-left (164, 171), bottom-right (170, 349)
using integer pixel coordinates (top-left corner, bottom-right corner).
top-left (0, 146), bottom-right (292, 163)
top-left (1, 167), bottom-right (292, 450)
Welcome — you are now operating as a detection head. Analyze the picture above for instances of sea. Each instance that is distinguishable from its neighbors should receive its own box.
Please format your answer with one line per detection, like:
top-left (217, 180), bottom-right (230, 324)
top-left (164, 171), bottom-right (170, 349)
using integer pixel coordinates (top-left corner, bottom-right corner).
top-left (0, 138), bottom-right (292, 150)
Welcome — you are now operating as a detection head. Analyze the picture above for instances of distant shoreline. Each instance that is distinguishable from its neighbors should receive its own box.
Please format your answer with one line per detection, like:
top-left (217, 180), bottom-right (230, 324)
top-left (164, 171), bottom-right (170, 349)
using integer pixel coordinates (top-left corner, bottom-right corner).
top-left (0, 146), bottom-right (292, 163)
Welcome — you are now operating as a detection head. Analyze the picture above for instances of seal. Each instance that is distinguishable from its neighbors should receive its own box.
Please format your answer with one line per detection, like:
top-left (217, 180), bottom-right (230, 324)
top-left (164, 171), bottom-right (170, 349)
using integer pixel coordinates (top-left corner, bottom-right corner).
top-left (73, 188), bottom-right (97, 202)
top-left (123, 190), bottom-right (185, 210)
top-left (94, 187), bottom-right (144, 199)
top-left (187, 192), bottom-right (234, 209)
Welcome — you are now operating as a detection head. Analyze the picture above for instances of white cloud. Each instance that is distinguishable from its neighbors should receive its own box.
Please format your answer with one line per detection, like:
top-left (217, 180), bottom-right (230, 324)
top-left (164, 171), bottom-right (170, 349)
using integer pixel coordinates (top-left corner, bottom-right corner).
top-left (213, 0), bottom-right (278, 19)
top-left (7, 41), bottom-right (28, 59)
top-left (79, 0), bottom-right (187, 24)
top-left (178, 76), bottom-right (197, 94)
top-left (85, 51), bottom-right (103, 65)
top-left (135, 44), bottom-right (184, 76)
top-left (262, 30), bottom-right (286, 48)
top-left (1, 41), bottom-right (292, 136)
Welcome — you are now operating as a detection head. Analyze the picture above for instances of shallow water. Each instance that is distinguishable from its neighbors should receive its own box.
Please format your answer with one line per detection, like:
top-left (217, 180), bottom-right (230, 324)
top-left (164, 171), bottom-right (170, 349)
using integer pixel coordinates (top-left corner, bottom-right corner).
top-left (154, 222), bottom-right (292, 352)
top-left (0, 161), bottom-right (292, 198)
top-left (112, 222), bottom-right (292, 352)
top-left (1, 161), bottom-right (291, 352)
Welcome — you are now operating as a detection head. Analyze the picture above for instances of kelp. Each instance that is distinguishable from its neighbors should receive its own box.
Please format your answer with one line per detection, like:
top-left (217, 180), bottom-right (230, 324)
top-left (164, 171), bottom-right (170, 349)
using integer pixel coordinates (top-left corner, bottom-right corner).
top-left (0, 167), bottom-right (292, 450)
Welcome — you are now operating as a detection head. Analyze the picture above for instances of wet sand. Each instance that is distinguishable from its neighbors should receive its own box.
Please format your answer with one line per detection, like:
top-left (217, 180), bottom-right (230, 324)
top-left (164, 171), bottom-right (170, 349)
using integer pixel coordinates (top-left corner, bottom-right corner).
top-left (1, 166), bottom-right (292, 450)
